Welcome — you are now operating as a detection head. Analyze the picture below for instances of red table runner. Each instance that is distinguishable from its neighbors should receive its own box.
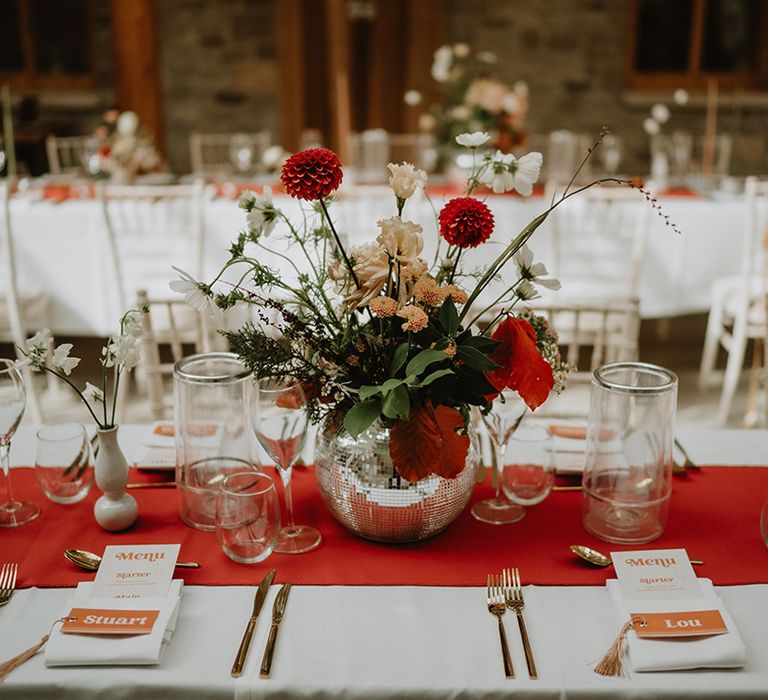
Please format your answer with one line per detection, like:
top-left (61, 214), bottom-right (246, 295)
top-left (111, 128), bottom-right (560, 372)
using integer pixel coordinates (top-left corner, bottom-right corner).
top-left (3, 466), bottom-right (767, 588)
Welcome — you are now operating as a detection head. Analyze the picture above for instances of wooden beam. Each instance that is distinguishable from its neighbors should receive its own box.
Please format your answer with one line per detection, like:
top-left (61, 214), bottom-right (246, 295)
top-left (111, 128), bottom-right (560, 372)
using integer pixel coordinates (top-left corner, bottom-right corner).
top-left (276, 0), bottom-right (306, 152)
top-left (324, 0), bottom-right (351, 160)
top-left (110, 0), bottom-right (165, 155)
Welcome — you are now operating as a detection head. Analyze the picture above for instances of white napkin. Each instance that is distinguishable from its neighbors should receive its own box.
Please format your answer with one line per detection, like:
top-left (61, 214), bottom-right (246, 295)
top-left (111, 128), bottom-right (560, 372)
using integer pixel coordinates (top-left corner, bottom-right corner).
top-left (607, 578), bottom-right (746, 672)
top-left (45, 579), bottom-right (184, 667)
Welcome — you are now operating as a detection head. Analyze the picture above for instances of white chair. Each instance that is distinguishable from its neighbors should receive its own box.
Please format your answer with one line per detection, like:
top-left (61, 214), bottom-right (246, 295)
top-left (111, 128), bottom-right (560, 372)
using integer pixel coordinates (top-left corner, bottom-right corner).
top-left (189, 131), bottom-right (271, 176)
top-left (45, 135), bottom-right (93, 176)
top-left (136, 289), bottom-right (213, 420)
top-left (543, 182), bottom-right (652, 305)
top-left (98, 181), bottom-right (206, 316)
top-left (699, 177), bottom-right (768, 425)
top-left (0, 179), bottom-right (50, 423)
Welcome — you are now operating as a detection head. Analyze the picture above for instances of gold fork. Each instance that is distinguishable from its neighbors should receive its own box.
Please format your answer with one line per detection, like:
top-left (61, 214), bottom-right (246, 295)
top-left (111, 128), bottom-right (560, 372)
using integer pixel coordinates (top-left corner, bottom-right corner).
top-left (0, 563), bottom-right (18, 607)
top-left (503, 567), bottom-right (537, 679)
top-left (486, 573), bottom-right (514, 678)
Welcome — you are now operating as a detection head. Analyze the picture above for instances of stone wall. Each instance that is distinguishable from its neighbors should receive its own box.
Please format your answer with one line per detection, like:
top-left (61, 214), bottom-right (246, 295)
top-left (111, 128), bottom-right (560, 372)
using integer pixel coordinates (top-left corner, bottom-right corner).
top-left (156, 0), bottom-right (278, 173)
top-left (446, 0), bottom-right (768, 176)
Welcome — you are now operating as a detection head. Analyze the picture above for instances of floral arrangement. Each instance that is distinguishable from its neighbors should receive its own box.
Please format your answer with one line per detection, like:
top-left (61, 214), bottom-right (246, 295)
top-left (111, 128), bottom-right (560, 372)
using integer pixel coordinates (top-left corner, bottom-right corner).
top-left (408, 43), bottom-right (529, 160)
top-left (92, 110), bottom-right (160, 183)
top-left (171, 132), bottom-right (651, 484)
top-left (16, 309), bottom-right (147, 430)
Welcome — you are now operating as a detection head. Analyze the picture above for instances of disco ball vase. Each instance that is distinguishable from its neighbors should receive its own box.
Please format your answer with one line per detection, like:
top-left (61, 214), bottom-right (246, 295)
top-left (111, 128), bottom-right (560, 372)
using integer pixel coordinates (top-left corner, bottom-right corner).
top-left (314, 414), bottom-right (478, 543)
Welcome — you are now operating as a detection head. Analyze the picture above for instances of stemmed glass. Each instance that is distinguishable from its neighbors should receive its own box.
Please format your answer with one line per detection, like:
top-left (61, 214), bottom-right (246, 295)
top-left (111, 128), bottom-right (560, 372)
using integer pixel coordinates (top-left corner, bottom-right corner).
top-left (229, 134), bottom-right (254, 175)
top-left (251, 378), bottom-right (321, 553)
top-left (0, 359), bottom-right (41, 527)
top-left (501, 423), bottom-right (554, 511)
top-left (471, 389), bottom-right (527, 524)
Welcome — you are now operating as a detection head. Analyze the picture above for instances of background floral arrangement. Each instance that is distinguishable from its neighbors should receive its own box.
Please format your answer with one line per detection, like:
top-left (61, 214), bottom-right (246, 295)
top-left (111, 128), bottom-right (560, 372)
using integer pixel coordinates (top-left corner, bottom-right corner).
top-left (92, 109), bottom-right (160, 182)
top-left (409, 43), bottom-right (529, 160)
top-left (171, 133), bottom-right (614, 483)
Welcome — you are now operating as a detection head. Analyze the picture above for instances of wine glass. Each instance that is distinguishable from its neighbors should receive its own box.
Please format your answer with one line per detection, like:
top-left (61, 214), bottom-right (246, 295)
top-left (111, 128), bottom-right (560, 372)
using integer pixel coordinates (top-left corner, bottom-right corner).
top-left (0, 359), bottom-right (41, 527)
top-left (471, 389), bottom-right (528, 524)
top-left (35, 423), bottom-right (94, 504)
top-left (501, 423), bottom-right (554, 509)
top-left (251, 378), bottom-right (321, 553)
top-left (229, 134), bottom-right (254, 175)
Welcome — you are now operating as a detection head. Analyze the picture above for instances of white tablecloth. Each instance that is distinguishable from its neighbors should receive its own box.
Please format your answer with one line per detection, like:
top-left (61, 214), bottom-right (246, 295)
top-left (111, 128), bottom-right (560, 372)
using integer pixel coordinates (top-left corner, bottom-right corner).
top-left (2, 426), bottom-right (767, 698)
top-left (9, 190), bottom-right (743, 336)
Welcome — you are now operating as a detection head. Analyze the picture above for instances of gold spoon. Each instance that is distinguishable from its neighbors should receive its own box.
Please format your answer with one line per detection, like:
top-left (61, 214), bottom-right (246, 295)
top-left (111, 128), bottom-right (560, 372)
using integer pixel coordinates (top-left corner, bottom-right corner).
top-left (570, 544), bottom-right (703, 567)
top-left (64, 549), bottom-right (200, 571)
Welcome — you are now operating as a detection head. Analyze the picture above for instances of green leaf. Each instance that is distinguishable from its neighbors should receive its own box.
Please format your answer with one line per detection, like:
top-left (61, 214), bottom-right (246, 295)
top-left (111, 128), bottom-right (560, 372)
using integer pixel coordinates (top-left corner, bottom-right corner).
top-left (456, 345), bottom-right (499, 371)
top-left (382, 385), bottom-right (410, 420)
top-left (439, 298), bottom-right (460, 334)
top-left (455, 365), bottom-right (498, 398)
top-left (344, 399), bottom-right (383, 438)
top-left (416, 368), bottom-right (455, 387)
top-left (380, 377), bottom-right (405, 395)
top-left (461, 335), bottom-right (501, 352)
top-left (358, 385), bottom-right (383, 400)
top-left (405, 348), bottom-right (448, 378)
top-left (389, 343), bottom-right (410, 376)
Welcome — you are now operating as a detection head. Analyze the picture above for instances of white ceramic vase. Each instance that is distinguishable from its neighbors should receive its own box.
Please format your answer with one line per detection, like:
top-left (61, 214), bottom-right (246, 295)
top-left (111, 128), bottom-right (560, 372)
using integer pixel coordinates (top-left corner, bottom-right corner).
top-left (93, 426), bottom-right (138, 531)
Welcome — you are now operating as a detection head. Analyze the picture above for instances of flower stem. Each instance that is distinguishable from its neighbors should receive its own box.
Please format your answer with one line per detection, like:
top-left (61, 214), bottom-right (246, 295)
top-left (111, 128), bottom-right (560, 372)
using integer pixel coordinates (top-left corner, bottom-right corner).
top-left (318, 197), bottom-right (360, 289)
top-left (36, 365), bottom-right (103, 426)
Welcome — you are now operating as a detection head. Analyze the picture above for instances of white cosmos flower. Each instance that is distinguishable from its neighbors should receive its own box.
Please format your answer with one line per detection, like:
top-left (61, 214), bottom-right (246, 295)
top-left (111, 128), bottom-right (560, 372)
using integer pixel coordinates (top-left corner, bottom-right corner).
top-left (513, 244), bottom-right (561, 291)
top-left (245, 186), bottom-right (280, 237)
top-left (238, 189), bottom-right (257, 210)
top-left (510, 151), bottom-right (543, 196)
top-left (83, 382), bottom-right (104, 405)
top-left (455, 131), bottom-right (490, 148)
top-left (515, 279), bottom-right (540, 302)
top-left (481, 150), bottom-right (516, 193)
top-left (51, 343), bottom-right (81, 376)
top-left (169, 266), bottom-right (221, 319)
top-left (387, 162), bottom-right (427, 200)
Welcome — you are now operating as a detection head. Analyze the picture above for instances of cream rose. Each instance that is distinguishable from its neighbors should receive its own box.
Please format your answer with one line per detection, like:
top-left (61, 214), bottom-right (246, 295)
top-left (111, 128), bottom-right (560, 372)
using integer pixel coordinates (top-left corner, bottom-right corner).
top-left (387, 162), bottom-right (427, 200)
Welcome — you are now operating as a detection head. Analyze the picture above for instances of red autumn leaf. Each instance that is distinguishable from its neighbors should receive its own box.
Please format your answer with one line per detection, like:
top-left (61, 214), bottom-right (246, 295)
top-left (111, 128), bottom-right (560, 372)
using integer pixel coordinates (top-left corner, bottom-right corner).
top-left (389, 402), bottom-right (470, 481)
top-left (486, 317), bottom-right (554, 410)
top-left (432, 405), bottom-right (471, 479)
top-left (390, 403), bottom-right (442, 482)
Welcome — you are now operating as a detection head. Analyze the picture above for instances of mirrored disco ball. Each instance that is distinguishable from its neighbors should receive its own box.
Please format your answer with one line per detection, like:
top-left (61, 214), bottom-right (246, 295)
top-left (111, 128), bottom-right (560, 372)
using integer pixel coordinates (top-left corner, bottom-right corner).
top-left (315, 415), bottom-right (478, 543)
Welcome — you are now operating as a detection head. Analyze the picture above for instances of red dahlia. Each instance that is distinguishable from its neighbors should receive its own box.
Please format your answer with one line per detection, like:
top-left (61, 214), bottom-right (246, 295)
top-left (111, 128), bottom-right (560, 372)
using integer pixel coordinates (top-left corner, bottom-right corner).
top-left (280, 147), bottom-right (343, 200)
top-left (438, 197), bottom-right (494, 248)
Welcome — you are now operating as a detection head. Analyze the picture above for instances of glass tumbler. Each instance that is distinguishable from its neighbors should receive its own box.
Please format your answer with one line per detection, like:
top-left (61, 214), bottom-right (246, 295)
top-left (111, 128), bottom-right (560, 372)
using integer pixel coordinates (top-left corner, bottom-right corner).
top-left (582, 362), bottom-right (678, 544)
top-left (216, 472), bottom-right (280, 564)
top-left (174, 352), bottom-right (257, 531)
top-left (35, 423), bottom-right (94, 504)
top-left (501, 423), bottom-right (554, 507)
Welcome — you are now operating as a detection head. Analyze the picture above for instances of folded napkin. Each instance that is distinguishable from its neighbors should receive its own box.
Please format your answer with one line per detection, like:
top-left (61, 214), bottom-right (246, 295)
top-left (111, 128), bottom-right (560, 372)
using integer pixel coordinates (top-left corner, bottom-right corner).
top-left (45, 579), bottom-right (183, 667)
top-left (607, 579), bottom-right (746, 672)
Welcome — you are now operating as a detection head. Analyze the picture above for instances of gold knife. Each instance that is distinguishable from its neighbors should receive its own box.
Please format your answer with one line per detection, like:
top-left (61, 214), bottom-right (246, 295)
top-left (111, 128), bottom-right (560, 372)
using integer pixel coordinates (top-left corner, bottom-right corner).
top-left (259, 582), bottom-right (291, 678)
top-left (230, 569), bottom-right (276, 677)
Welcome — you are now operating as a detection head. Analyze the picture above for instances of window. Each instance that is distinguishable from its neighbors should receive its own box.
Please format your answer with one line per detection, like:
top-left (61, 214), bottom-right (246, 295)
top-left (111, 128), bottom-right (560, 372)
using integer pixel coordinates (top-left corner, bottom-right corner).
top-left (626, 0), bottom-right (768, 89)
top-left (0, 0), bottom-right (96, 90)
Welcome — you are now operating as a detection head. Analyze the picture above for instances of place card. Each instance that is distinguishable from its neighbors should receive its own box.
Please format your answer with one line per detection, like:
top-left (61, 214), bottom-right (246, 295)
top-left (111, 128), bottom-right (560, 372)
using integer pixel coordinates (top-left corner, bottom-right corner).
top-left (630, 610), bottom-right (728, 639)
top-left (90, 544), bottom-right (180, 600)
top-left (62, 608), bottom-right (160, 636)
top-left (611, 548), bottom-right (701, 600)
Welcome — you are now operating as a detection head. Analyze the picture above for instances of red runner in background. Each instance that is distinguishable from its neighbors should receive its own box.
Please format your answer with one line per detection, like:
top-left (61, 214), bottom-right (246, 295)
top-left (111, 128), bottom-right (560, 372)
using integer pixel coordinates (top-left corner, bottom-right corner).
top-left (3, 466), bottom-right (767, 589)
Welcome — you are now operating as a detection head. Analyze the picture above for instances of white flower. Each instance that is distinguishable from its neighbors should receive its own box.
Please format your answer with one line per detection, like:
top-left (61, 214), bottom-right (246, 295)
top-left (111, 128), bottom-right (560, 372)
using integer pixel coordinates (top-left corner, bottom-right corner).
top-left (122, 310), bottom-right (144, 338)
top-left (26, 329), bottom-right (52, 355)
top-left (464, 77), bottom-right (509, 114)
top-left (511, 152), bottom-right (543, 196)
top-left (169, 266), bottom-right (221, 319)
top-left (448, 105), bottom-right (471, 121)
top-left (418, 113), bottom-right (437, 132)
top-left (513, 245), bottom-right (561, 290)
top-left (403, 90), bottom-right (422, 106)
top-left (673, 88), bottom-right (689, 106)
top-left (651, 103), bottom-right (670, 124)
top-left (83, 382), bottom-right (104, 405)
top-left (51, 343), bottom-right (81, 376)
top-left (376, 217), bottom-right (424, 267)
top-left (501, 93), bottom-right (520, 114)
top-left (114, 336), bottom-right (140, 370)
top-left (513, 81), bottom-right (529, 98)
top-left (643, 117), bottom-right (660, 135)
top-left (453, 42), bottom-right (470, 58)
top-left (238, 189), bottom-right (257, 210)
top-left (244, 186), bottom-right (280, 237)
top-left (261, 145), bottom-right (285, 170)
top-left (515, 279), bottom-right (540, 302)
top-left (455, 131), bottom-right (490, 148)
top-left (481, 151), bottom-right (542, 196)
top-left (431, 45), bottom-right (453, 82)
top-left (387, 162), bottom-right (427, 200)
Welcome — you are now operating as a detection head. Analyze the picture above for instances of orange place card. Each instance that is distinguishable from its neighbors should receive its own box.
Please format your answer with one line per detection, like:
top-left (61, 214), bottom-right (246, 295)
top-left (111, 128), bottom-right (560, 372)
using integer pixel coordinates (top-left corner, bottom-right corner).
top-left (62, 608), bottom-right (159, 636)
top-left (630, 610), bottom-right (728, 638)
top-left (548, 425), bottom-right (587, 439)
top-left (153, 423), bottom-right (175, 437)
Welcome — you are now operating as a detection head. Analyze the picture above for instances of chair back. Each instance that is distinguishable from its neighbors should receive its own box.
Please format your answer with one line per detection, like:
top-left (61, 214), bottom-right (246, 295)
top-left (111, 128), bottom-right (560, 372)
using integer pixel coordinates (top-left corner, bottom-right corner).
top-left (739, 177), bottom-right (768, 287)
top-left (347, 131), bottom-right (435, 183)
top-left (136, 289), bottom-right (213, 420)
top-left (189, 131), bottom-right (271, 176)
top-left (46, 135), bottom-right (94, 176)
top-left (544, 182), bottom-right (652, 303)
top-left (98, 181), bottom-right (206, 316)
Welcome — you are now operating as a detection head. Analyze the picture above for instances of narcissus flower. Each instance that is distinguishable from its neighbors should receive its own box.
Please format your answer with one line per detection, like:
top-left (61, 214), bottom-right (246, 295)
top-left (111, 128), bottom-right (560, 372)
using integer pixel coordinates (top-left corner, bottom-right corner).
top-left (438, 197), bottom-right (494, 248)
top-left (280, 148), bottom-right (342, 200)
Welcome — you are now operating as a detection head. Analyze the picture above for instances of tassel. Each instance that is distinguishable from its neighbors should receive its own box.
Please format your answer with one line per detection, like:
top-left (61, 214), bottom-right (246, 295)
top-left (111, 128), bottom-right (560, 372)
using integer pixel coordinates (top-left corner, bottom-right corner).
top-left (594, 619), bottom-right (634, 677)
top-left (0, 617), bottom-right (71, 682)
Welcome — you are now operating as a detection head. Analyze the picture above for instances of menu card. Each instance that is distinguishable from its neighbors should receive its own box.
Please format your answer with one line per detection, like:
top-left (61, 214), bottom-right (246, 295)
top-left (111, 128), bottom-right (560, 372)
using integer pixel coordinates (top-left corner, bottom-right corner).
top-left (89, 544), bottom-right (180, 600)
top-left (611, 548), bottom-right (701, 600)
